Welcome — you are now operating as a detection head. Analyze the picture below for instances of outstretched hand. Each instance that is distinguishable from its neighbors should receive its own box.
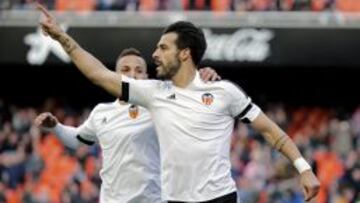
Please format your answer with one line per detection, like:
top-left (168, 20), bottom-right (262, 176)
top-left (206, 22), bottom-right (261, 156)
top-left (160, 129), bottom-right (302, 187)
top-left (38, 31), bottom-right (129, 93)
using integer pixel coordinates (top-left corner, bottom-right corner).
top-left (36, 3), bottom-right (64, 40)
top-left (34, 112), bottom-right (59, 129)
top-left (36, 2), bottom-right (78, 53)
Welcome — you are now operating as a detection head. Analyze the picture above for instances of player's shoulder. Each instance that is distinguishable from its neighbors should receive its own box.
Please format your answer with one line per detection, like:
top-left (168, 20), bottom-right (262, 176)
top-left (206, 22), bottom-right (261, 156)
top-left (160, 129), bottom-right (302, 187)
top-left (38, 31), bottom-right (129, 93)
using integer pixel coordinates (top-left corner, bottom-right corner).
top-left (91, 102), bottom-right (115, 114)
top-left (142, 79), bottom-right (173, 91)
top-left (211, 80), bottom-right (244, 91)
top-left (213, 80), bottom-right (248, 99)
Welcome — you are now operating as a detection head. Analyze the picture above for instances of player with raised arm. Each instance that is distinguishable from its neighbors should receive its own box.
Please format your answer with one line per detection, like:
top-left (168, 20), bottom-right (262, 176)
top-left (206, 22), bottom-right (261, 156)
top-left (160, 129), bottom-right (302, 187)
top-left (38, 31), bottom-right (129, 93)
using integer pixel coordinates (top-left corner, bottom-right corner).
top-left (37, 4), bottom-right (320, 203)
top-left (34, 47), bottom-right (220, 203)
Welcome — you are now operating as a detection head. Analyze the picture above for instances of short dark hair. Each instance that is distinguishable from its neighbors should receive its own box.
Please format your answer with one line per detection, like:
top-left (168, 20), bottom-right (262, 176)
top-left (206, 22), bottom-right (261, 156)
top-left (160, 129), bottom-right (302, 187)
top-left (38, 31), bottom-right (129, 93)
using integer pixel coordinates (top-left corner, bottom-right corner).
top-left (117, 47), bottom-right (143, 60)
top-left (163, 21), bottom-right (207, 65)
top-left (116, 48), bottom-right (146, 71)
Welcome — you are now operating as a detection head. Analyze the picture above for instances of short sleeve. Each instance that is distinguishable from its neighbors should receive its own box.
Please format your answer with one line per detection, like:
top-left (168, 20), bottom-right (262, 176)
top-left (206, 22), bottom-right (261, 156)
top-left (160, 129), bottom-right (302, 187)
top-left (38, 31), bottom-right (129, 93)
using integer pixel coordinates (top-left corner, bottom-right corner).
top-left (77, 108), bottom-right (98, 145)
top-left (119, 76), bottom-right (159, 109)
top-left (224, 81), bottom-right (261, 123)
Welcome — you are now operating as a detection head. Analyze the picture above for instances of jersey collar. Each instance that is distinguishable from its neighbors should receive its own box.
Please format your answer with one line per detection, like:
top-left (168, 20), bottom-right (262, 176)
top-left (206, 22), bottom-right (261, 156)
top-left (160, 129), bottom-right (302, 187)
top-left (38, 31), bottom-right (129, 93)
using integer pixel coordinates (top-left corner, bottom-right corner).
top-left (186, 70), bottom-right (201, 89)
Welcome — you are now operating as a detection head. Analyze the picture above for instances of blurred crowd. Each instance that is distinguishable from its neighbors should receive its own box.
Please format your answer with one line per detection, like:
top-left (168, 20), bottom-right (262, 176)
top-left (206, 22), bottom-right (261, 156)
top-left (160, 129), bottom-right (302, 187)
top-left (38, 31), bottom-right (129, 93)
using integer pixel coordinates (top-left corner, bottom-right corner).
top-left (232, 104), bottom-right (360, 203)
top-left (1, 0), bottom-right (360, 12)
top-left (0, 98), bottom-right (359, 203)
top-left (0, 98), bottom-right (101, 203)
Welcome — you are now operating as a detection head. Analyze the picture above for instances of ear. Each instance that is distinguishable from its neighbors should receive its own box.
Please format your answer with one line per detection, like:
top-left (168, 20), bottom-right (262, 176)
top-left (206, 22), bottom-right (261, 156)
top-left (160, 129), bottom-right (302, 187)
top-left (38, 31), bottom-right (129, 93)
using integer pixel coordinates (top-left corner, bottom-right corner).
top-left (179, 48), bottom-right (191, 61)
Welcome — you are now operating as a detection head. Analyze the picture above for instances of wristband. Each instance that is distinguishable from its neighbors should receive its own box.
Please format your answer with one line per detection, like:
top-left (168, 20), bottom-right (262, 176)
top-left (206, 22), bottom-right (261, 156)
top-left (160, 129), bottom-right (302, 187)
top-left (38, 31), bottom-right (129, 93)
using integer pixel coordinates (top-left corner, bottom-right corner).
top-left (293, 157), bottom-right (311, 173)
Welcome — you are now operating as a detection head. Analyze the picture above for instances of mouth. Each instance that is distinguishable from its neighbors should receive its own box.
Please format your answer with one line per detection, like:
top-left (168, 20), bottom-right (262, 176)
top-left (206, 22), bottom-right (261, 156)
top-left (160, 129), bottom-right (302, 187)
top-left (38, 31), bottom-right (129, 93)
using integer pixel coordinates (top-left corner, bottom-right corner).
top-left (154, 60), bottom-right (162, 66)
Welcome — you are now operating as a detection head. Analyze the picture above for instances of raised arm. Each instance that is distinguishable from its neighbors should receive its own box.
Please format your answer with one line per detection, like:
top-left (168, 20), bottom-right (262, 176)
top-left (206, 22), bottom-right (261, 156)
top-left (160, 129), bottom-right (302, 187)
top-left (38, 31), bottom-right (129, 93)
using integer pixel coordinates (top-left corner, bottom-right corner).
top-left (250, 112), bottom-right (320, 201)
top-left (37, 3), bottom-right (122, 97)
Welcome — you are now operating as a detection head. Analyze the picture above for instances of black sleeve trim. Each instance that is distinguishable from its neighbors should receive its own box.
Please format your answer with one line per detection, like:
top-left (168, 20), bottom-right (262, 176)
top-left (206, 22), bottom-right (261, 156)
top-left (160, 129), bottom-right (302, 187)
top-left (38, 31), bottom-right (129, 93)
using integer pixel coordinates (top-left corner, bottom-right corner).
top-left (241, 118), bottom-right (251, 124)
top-left (235, 103), bottom-right (253, 120)
top-left (76, 135), bottom-right (95, 145)
top-left (120, 82), bottom-right (129, 102)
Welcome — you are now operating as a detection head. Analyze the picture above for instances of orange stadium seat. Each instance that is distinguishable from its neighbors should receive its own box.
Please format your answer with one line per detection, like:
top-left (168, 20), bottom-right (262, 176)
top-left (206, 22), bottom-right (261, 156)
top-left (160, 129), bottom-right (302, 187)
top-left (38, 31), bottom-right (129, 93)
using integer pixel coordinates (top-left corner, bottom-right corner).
top-left (336, 0), bottom-right (360, 11)
top-left (32, 134), bottom-right (79, 203)
top-left (85, 156), bottom-right (97, 177)
top-left (139, 0), bottom-right (158, 11)
top-left (55, 0), bottom-right (96, 11)
top-left (314, 150), bottom-right (344, 203)
top-left (5, 187), bottom-right (22, 203)
top-left (211, 0), bottom-right (231, 11)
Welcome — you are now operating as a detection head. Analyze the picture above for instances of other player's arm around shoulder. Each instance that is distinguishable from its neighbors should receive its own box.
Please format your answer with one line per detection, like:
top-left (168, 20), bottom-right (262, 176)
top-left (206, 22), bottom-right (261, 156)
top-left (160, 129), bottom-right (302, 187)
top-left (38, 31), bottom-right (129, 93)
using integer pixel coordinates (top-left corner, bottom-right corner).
top-left (36, 3), bottom-right (122, 98)
top-left (250, 112), bottom-right (320, 202)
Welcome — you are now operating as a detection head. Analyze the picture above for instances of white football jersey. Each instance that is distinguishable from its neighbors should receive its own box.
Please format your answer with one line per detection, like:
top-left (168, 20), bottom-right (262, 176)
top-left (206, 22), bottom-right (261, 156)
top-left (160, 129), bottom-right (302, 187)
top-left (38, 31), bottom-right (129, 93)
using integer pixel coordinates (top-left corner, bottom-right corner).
top-left (122, 72), bottom-right (261, 202)
top-left (77, 101), bottom-right (161, 203)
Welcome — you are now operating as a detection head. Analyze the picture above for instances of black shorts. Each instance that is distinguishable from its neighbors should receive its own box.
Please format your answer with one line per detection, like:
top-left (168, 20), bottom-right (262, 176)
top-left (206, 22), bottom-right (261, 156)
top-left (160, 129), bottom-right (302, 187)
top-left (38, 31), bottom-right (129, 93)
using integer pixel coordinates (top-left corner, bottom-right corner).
top-left (168, 192), bottom-right (237, 203)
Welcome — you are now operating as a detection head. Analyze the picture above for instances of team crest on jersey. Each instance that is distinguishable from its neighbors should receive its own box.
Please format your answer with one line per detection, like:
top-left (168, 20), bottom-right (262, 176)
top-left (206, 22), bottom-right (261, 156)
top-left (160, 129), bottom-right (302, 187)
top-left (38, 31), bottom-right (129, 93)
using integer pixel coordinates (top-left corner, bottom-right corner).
top-left (128, 105), bottom-right (139, 119)
top-left (202, 93), bottom-right (214, 105)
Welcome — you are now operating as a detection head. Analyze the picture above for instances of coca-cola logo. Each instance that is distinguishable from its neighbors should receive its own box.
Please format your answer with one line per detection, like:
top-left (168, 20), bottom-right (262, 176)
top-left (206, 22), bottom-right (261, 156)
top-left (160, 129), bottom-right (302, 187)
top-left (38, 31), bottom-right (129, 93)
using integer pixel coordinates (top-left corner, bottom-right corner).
top-left (203, 28), bottom-right (274, 62)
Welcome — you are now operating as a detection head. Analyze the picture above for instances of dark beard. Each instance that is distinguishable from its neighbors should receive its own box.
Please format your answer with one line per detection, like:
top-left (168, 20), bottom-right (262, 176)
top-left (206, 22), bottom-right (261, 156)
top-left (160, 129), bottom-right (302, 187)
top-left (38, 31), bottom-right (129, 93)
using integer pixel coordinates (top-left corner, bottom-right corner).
top-left (157, 58), bottom-right (181, 80)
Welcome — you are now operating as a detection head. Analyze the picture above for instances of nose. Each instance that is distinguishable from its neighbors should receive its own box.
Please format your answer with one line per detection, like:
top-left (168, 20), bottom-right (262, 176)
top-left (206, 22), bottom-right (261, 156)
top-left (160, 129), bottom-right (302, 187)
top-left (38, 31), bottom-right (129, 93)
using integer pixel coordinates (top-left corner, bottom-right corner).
top-left (152, 48), bottom-right (159, 60)
top-left (129, 70), bottom-right (137, 79)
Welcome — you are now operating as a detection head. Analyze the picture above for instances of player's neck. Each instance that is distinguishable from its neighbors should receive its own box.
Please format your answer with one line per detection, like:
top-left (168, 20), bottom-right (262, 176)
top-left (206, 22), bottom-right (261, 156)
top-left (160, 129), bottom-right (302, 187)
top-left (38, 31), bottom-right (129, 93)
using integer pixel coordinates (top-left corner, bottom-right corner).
top-left (171, 64), bottom-right (196, 88)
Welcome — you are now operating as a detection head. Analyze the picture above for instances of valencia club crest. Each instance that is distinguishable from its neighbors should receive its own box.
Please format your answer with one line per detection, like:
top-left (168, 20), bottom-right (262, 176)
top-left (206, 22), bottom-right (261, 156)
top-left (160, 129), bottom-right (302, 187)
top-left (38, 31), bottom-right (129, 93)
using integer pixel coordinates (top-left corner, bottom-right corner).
top-left (128, 105), bottom-right (139, 119)
top-left (202, 93), bottom-right (214, 106)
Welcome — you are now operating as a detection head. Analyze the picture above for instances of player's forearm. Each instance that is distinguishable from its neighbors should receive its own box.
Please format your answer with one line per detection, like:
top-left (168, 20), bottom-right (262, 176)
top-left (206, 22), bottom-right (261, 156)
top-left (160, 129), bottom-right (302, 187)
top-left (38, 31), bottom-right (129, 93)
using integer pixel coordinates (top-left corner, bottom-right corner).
top-left (263, 129), bottom-right (312, 173)
top-left (261, 128), bottom-right (302, 161)
top-left (56, 32), bottom-right (122, 97)
top-left (275, 134), bottom-right (303, 162)
top-left (252, 113), bottom-right (311, 173)
top-left (51, 123), bottom-right (80, 149)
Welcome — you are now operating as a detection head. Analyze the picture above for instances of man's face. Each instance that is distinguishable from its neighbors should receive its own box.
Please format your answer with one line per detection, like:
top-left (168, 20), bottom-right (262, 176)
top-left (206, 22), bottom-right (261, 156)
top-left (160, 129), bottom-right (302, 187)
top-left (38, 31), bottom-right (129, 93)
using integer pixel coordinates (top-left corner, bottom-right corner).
top-left (116, 55), bottom-right (148, 80)
top-left (152, 33), bottom-right (182, 79)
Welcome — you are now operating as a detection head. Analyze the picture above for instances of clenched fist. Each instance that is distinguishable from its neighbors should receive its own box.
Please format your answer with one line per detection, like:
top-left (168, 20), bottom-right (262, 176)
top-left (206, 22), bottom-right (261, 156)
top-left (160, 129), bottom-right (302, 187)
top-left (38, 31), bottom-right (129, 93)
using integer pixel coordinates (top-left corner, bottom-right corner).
top-left (300, 170), bottom-right (321, 201)
top-left (34, 112), bottom-right (59, 129)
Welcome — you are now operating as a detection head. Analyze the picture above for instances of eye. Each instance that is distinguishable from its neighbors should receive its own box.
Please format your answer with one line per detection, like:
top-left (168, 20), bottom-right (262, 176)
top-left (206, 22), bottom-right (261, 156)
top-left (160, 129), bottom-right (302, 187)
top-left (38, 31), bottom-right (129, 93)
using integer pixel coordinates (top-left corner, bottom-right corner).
top-left (159, 44), bottom-right (167, 50)
top-left (121, 66), bottom-right (130, 73)
top-left (136, 67), bottom-right (144, 74)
